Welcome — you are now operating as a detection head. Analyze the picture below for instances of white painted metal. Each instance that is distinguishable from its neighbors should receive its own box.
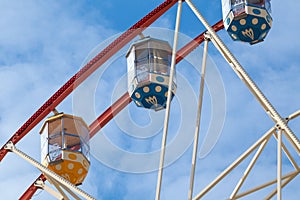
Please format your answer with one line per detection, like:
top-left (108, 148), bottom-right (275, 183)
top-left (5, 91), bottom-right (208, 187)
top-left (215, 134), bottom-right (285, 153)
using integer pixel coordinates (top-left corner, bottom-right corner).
top-left (273, 132), bottom-right (300, 171)
top-left (46, 175), bottom-right (81, 200)
top-left (59, 183), bottom-right (81, 200)
top-left (155, 1), bottom-right (182, 199)
top-left (235, 171), bottom-right (299, 199)
top-left (4, 141), bottom-right (96, 200)
top-left (277, 130), bottom-right (282, 200)
top-left (230, 136), bottom-right (269, 199)
top-left (286, 109), bottom-right (300, 121)
top-left (192, 127), bottom-right (275, 199)
top-left (45, 176), bottom-right (70, 200)
top-left (188, 35), bottom-right (210, 200)
top-left (185, 0), bottom-right (300, 156)
top-left (183, 1), bottom-right (300, 198)
top-left (34, 179), bottom-right (64, 200)
top-left (265, 172), bottom-right (299, 199)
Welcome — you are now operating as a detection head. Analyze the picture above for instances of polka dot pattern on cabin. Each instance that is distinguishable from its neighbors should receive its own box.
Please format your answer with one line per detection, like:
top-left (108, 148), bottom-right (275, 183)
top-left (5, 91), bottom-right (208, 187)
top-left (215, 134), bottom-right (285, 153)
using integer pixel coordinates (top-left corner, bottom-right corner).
top-left (223, 3), bottom-right (272, 44)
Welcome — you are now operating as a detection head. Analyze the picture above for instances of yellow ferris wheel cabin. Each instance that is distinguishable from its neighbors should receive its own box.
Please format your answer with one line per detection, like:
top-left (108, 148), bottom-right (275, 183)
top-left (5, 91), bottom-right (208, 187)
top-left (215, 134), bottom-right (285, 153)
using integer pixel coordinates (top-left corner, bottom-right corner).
top-left (40, 113), bottom-right (90, 186)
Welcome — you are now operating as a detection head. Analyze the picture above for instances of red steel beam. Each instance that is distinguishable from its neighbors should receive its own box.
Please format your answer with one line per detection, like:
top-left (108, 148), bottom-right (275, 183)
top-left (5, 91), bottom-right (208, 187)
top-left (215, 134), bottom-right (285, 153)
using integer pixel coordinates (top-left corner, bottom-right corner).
top-left (175, 19), bottom-right (224, 63)
top-left (20, 20), bottom-right (224, 199)
top-left (19, 174), bottom-right (46, 200)
top-left (89, 92), bottom-right (132, 138)
top-left (0, 0), bottom-right (178, 162)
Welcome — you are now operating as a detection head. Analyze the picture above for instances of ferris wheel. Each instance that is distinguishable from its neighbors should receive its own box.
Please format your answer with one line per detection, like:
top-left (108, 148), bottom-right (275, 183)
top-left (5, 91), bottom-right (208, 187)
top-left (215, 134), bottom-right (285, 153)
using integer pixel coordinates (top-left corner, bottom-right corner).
top-left (0, 0), bottom-right (300, 199)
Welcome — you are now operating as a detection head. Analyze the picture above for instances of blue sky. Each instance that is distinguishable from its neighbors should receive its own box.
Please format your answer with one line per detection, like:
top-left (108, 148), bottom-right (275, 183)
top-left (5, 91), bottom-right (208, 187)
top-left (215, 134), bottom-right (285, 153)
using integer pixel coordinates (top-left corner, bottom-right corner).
top-left (0, 0), bottom-right (300, 199)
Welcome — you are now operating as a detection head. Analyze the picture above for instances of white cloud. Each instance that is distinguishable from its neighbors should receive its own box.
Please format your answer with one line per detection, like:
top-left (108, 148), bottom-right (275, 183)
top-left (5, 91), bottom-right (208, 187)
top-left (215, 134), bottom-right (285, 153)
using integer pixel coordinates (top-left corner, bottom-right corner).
top-left (0, 1), bottom-right (115, 199)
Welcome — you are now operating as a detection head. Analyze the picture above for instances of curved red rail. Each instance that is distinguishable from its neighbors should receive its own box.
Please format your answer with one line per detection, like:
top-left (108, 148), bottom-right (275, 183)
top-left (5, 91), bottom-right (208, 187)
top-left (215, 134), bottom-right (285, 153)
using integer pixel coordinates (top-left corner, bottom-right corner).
top-left (19, 174), bottom-right (47, 200)
top-left (20, 19), bottom-right (224, 199)
top-left (0, 0), bottom-right (178, 163)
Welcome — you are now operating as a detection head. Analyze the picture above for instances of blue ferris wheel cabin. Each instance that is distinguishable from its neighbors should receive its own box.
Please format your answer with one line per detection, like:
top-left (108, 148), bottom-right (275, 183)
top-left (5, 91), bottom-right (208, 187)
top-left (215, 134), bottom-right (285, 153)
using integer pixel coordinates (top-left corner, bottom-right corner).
top-left (126, 37), bottom-right (176, 111)
top-left (221, 0), bottom-right (272, 44)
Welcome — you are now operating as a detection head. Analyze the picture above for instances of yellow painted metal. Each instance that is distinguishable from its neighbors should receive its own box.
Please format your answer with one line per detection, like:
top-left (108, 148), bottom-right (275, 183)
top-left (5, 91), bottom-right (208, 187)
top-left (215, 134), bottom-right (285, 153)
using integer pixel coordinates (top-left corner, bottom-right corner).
top-left (43, 150), bottom-right (90, 185)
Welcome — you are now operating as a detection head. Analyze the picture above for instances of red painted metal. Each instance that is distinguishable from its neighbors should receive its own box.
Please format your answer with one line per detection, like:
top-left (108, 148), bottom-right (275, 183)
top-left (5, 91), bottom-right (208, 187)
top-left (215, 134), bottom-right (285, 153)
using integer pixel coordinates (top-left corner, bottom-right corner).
top-left (176, 19), bottom-right (224, 63)
top-left (89, 93), bottom-right (132, 138)
top-left (19, 174), bottom-right (46, 200)
top-left (0, 0), bottom-right (178, 163)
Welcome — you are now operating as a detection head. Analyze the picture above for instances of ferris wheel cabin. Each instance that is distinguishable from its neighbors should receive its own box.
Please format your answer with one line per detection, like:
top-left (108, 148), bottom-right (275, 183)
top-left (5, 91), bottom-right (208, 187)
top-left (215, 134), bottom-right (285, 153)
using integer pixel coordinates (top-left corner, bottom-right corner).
top-left (40, 113), bottom-right (90, 185)
top-left (221, 0), bottom-right (272, 44)
top-left (127, 37), bottom-right (176, 111)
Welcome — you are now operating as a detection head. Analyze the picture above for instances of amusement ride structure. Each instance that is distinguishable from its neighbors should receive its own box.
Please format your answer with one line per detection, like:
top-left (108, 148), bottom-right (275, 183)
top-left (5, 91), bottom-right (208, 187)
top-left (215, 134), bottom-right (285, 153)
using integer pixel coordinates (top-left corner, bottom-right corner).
top-left (0, 0), bottom-right (299, 199)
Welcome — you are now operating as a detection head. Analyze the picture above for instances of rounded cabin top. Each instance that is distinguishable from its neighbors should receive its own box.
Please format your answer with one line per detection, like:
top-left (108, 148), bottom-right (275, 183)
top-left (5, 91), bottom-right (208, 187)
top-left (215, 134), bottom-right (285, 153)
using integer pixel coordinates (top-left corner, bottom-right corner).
top-left (39, 113), bottom-right (89, 134)
top-left (126, 37), bottom-right (172, 58)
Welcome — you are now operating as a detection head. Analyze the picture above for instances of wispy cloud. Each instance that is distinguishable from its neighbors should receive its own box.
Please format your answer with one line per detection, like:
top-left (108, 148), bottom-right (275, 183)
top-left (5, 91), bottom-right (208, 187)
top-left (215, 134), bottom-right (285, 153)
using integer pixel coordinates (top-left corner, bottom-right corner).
top-left (0, 1), bottom-right (114, 199)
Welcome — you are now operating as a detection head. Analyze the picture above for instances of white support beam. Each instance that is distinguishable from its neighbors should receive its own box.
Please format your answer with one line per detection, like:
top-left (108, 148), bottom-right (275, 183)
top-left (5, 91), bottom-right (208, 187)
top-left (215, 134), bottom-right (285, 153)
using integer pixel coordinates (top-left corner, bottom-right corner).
top-left (34, 179), bottom-right (64, 200)
top-left (45, 175), bottom-right (71, 200)
top-left (4, 141), bottom-right (96, 200)
top-left (265, 172), bottom-right (299, 199)
top-left (185, 0), bottom-right (300, 155)
top-left (59, 183), bottom-right (82, 200)
top-left (230, 136), bottom-right (269, 199)
top-left (235, 171), bottom-right (299, 199)
top-left (286, 109), bottom-right (300, 122)
top-left (272, 132), bottom-right (300, 171)
top-left (155, 0), bottom-right (182, 199)
top-left (188, 35), bottom-right (210, 200)
top-left (277, 130), bottom-right (282, 200)
top-left (193, 127), bottom-right (275, 199)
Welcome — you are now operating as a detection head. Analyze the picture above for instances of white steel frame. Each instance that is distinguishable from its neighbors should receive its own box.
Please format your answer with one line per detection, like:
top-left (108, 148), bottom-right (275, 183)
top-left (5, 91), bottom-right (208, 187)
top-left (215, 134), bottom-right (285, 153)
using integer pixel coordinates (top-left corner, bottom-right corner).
top-left (188, 34), bottom-right (210, 200)
top-left (155, 1), bottom-right (183, 200)
top-left (183, 0), bottom-right (300, 199)
top-left (4, 141), bottom-right (96, 200)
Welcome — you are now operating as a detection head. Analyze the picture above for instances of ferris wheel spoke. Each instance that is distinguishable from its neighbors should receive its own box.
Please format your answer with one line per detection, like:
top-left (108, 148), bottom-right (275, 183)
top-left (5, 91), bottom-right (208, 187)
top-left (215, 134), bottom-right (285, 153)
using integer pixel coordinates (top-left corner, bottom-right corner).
top-left (155, 1), bottom-right (183, 199)
top-left (188, 34), bottom-right (210, 200)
